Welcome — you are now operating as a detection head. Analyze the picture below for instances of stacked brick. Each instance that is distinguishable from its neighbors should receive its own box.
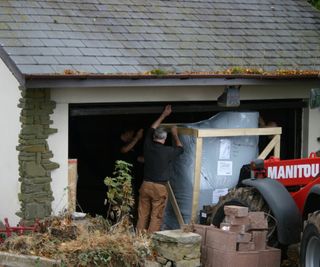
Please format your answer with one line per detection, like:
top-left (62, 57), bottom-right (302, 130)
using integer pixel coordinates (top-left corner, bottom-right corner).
top-left (194, 205), bottom-right (281, 267)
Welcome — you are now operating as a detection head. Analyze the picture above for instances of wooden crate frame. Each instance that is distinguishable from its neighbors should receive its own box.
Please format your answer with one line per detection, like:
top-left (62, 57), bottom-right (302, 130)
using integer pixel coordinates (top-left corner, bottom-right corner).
top-left (163, 126), bottom-right (282, 226)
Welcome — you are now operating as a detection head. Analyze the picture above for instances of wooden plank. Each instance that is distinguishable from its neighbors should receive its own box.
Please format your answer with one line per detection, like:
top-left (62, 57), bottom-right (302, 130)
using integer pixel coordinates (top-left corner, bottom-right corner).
top-left (191, 137), bottom-right (203, 223)
top-left (274, 135), bottom-right (281, 157)
top-left (160, 124), bottom-right (199, 137)
top-left (166, 182), bottom-right (185, 227)
top-left (68, 159), bottom-right (78, 213)
top-left (197, 127), bottom-right (282, 138)
top-left (258, 135), bottom-right (280, 159)
top-left (178, 127), bottom-right (198, 137)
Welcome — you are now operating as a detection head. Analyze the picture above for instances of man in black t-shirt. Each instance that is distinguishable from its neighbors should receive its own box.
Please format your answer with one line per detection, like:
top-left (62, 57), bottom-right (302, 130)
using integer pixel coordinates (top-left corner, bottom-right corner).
top-left (136, 105), bottom-right (183, 233)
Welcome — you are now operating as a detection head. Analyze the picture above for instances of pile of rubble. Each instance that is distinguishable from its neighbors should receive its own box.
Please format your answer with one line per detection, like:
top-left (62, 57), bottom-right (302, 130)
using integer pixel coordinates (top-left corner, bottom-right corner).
top-left (194, 205), bottom-right (281, 267)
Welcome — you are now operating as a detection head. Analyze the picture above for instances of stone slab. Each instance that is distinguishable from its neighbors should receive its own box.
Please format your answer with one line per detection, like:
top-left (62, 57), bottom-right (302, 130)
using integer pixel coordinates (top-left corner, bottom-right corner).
top-left (0, 252), bottom-right (60, 267)
top-left (152, 230), bottom-right (201, 244)
top-left (174, 258), bottom-right (201, 267)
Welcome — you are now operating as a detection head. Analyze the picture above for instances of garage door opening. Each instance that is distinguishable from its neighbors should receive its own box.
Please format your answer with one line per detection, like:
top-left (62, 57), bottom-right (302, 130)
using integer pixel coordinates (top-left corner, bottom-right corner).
top-left (68, 100), bottom-right (304, 217)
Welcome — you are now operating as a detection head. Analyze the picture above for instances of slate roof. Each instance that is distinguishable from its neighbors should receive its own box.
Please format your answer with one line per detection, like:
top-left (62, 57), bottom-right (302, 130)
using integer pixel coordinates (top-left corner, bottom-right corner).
top-left (0, 0), bottom-right (320, 76)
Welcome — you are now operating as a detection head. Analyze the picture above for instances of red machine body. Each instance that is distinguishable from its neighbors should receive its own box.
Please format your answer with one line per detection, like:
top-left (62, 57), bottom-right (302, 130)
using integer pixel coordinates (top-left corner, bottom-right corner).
top-left (259, 153), bottom-right (320, 213)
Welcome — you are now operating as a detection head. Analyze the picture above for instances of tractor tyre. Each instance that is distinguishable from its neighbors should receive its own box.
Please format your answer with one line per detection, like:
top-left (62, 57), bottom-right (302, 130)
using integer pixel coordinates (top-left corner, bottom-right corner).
top-left (300, 211), bottom-right (320, 267)
top-left (207, 187), bottom-right (277, 246)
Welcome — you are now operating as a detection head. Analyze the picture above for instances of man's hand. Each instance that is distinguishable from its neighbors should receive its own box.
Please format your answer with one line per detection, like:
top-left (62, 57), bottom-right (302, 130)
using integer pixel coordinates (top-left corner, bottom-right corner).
top-left (162, 105), bottom-right (172, 117)
top-left (151, 105), bottom-right (172, 129)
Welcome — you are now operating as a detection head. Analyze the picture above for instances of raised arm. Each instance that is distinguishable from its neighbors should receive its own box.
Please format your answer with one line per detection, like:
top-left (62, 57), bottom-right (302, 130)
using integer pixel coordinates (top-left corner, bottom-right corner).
top-left (151, 105), bottom-right (172, 129)
top-left (171, 126), bottom-right (183, 147)
top-left (120, 129), bottom-right (144, 153)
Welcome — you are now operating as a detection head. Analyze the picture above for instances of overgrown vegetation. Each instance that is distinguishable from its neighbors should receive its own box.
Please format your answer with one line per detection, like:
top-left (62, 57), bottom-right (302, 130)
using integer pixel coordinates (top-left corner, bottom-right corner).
top-left (0, 161), bottom-right (152, 266)
top-left (0, 215), bottom-right (151, 266)
top-left (104, 160), bottom-right (134, 225)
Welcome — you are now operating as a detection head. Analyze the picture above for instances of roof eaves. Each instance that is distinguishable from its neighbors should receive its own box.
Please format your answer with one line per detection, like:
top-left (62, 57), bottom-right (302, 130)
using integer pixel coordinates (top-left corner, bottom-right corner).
top-left (0, 46), bottom-right (25, 86)
top-left (24, 73), bottom-right (320, 89)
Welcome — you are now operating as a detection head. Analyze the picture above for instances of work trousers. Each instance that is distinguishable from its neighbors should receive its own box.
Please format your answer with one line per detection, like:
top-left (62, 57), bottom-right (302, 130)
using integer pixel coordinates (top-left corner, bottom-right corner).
top-left (136, 181), bottom-right (168, 233)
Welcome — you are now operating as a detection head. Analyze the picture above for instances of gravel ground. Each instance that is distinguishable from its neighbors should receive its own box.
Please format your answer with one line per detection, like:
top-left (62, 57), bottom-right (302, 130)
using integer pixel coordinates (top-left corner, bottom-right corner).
top-left (281, 244), bottom-right (300, 267)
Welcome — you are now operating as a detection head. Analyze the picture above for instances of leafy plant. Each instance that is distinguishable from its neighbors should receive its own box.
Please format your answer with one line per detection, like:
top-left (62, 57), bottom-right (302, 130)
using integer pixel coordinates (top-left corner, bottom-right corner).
top-left (104, 160), bottom-right (134, 224)
top-left (78, 250), bottom-right (111, 266)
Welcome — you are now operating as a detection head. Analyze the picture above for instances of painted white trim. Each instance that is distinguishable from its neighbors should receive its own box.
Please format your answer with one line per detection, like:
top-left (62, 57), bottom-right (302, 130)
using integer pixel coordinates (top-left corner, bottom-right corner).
top-left (51, 84), bottom-right (310, 104)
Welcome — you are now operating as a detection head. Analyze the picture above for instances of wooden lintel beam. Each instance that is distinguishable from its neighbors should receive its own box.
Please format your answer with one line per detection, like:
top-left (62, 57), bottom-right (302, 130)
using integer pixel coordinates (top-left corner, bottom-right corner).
top-left (197, 127), bottom-right (282, 138)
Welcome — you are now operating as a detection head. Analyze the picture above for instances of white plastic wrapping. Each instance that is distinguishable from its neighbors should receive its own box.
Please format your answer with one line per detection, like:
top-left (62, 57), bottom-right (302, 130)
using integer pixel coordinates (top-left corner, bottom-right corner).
top-left (163, 112), bottom-right (259, 229)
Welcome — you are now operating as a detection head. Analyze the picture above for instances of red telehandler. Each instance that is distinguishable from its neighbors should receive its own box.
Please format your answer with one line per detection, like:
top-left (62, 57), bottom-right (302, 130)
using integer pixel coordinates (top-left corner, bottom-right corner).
top-left (207, 152), bottom-right (320, 267)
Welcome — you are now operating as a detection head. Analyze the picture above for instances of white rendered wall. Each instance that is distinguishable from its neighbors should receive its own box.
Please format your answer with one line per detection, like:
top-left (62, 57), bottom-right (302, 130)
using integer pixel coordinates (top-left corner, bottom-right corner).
top-left (0, 60), bottom-right (21, 225)
top-left (48, 103), bottom-right (69, 215)
top-left (49, 81), bottom-right (318, 213)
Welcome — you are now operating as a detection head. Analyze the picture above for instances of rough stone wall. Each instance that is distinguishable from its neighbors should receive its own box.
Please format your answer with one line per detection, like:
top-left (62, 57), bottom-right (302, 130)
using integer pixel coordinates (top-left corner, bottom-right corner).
top-left (16, 88), bottom-right (59, 225)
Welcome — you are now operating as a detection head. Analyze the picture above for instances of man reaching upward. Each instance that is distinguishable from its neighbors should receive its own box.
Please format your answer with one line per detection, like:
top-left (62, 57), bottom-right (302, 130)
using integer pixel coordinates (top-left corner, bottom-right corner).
top-left (136, 105), bottom-right (183, 233)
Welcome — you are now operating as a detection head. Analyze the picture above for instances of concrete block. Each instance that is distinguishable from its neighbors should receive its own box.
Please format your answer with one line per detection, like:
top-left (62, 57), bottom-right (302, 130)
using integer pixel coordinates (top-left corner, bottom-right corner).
top-left (225, 215), bottom-right (250, 226)
top-left (206, 227), bottom-right (237, 251)
top-left (193, 224), bottom-right (210, 246)
top-left (224, 206), bottom-right (248, 217)
top-left (201, 246), bottom-right (207, 266)
top-left (207, 249), bottom-right (259, 267)
top-left (236, 233), bottom-right (252, 243)
top-left (252, 231), bottom-right (267, 250)
top-left (220, 223), bottom-right (247, 234)
top-left (248, 212), bottom-right (268, 230)
top-left (237, 241), bottom-right (256, 251)
top-left (258, 247), bottom-right (281, 267)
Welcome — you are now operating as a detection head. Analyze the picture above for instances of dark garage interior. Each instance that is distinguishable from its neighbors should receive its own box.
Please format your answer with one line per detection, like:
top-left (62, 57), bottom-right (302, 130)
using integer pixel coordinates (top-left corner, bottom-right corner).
top-left (68, 100), bottom-right (305, 216)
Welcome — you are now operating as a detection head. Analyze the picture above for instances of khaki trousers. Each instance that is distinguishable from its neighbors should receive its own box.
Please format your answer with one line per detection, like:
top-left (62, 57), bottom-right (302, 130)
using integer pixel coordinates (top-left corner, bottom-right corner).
top-left (136, 181), bottom-right (168, 233)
